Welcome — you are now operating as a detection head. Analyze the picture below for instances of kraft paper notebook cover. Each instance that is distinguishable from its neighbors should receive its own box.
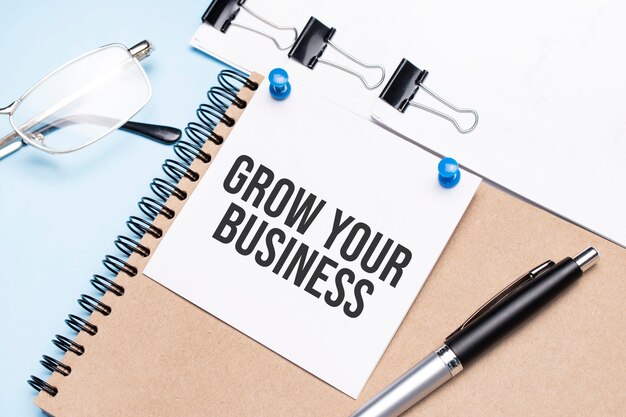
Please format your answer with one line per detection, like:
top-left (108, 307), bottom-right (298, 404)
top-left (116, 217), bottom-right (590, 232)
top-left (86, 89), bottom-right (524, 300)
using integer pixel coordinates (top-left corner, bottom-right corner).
top-left (31, 71), bottom-right (625, 416)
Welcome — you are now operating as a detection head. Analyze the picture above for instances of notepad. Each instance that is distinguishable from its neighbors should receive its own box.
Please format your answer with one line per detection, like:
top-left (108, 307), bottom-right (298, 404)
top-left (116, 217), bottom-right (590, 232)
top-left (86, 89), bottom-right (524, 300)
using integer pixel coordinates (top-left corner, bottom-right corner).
top-left (143, 80), bottom-right (480, 397)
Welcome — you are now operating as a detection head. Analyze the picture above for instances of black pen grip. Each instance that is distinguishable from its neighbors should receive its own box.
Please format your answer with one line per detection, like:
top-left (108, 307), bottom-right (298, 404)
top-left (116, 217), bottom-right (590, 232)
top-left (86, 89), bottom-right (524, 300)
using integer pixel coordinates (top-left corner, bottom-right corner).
top-left (446, 258), bottom-right (582, 365)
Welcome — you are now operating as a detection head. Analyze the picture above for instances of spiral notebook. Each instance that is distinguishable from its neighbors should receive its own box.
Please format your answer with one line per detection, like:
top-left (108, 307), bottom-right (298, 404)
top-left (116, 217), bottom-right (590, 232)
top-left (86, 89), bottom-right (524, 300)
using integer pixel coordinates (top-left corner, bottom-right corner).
top-left (28, 69), bottom-right (625, 417)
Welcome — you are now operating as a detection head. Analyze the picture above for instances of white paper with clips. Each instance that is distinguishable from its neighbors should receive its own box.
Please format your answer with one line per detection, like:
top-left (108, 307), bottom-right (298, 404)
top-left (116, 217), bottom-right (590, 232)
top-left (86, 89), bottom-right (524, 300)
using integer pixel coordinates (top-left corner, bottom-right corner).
top-left (190, 0), bottom-right (319, 75)
top-left (373, 0), bottom-right (626, 246)
top-left (281, 0), bottom-right (412, 118)
top-left (190, 0), bottom-right (414, 118)
top-left (144, 81), bottom-right (480, 397)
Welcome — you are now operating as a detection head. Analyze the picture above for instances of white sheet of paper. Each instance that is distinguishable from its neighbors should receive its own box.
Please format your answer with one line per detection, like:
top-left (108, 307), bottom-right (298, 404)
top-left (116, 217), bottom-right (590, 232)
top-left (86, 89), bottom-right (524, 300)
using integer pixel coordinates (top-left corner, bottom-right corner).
top-left (281, 0), bottom-right (412, 118)
top-left (190, 0), bottom-right (413, 118)
top-left (190, 0), bottom-right (319, 75)
top-left (144, 80), bottom-right (480, 397)
top-left (372, 0), bottom-right (626, 246)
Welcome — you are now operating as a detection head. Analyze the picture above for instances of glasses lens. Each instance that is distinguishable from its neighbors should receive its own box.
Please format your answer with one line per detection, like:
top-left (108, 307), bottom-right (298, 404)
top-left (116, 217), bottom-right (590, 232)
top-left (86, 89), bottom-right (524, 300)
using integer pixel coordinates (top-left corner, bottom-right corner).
top-left (11, 44), bottom-right (151, 152)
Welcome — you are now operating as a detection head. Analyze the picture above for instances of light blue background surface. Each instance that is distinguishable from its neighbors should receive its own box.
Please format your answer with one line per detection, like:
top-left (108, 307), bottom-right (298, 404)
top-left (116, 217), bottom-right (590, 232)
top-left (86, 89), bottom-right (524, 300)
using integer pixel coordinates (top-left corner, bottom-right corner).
top-left (0, 1), bottom-right (230, 414)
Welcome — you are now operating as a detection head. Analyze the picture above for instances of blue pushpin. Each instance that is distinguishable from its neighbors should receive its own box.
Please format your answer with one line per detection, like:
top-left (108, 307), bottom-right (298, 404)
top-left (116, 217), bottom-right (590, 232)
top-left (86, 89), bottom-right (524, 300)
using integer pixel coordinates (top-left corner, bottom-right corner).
top-left (438, 157), bottom-right (461, 188)
top-left (269, 68), bottom-right (291, 100)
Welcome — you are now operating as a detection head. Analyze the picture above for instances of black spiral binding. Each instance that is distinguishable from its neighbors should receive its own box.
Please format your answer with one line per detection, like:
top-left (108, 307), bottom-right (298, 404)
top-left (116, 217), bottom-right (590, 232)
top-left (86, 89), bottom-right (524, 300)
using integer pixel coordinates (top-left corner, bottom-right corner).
top-left (28, 69), bottom-right (258, 396)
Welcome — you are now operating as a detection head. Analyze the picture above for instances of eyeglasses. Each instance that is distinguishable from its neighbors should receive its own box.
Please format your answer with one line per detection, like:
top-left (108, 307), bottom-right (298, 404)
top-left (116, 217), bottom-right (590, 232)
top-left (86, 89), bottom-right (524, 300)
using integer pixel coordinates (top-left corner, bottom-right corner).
top-left (0, 40), bottom-right (181, 160)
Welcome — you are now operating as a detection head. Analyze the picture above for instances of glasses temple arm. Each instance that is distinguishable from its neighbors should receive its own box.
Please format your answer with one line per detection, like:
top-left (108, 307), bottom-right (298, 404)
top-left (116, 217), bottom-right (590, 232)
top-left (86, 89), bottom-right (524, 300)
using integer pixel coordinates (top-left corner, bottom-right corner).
top-left (0, 117), bottom-right (181, 160)
top-left (119, 121), bottom-right (181, 144)
top-left (0, 131), bottom-right (25, 160)
top-left (29, 115), bottom-right (181, 144)
top-left (0, 102), bottom-right (17, 114)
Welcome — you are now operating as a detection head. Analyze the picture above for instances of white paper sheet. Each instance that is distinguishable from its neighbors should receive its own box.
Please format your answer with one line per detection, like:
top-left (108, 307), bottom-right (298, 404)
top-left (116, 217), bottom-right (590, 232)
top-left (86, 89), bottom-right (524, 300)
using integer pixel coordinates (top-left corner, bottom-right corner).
top-left (281, 0), bottom-right (412, 118)
top-left (372, 0), bottom-right (626, 246)
top-left (190, 0), bottom-right (413, 118)
top-left (144, 80), bottom-right (480, 397)
top-left (190, 0), bottom-right (319, 75)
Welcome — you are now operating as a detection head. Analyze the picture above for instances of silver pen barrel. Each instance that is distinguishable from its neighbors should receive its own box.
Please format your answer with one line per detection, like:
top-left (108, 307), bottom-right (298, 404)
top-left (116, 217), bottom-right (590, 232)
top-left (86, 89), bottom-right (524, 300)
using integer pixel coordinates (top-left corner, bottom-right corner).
top-left (350, 345), bottom-right (463, 417)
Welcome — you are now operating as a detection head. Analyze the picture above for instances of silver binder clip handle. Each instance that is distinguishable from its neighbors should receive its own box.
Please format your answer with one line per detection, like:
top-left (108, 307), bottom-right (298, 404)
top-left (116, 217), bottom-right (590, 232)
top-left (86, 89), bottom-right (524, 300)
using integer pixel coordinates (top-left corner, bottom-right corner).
top-left (409, 84), bottom-right (479, 134)
top-left (230, 4), bottom-right (298, 51)
top-left (318, 39), bottom-right (386, 90)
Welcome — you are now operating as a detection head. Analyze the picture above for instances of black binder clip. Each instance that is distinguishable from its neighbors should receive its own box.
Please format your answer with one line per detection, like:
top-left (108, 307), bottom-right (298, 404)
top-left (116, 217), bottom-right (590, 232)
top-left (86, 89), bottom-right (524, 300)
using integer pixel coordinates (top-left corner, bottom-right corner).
top-left (202, 0), bottom-right (298, 51)
top-left (379, 59), bottom-right (479, 133)
top-left (288, 17), bottom-right (386, 90)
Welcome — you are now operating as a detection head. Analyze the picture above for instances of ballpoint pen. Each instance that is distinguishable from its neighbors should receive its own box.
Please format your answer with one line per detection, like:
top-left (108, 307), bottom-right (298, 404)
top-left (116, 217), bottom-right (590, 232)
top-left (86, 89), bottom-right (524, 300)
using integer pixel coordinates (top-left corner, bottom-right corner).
top-left (350, 247), bottom-right (599, 417)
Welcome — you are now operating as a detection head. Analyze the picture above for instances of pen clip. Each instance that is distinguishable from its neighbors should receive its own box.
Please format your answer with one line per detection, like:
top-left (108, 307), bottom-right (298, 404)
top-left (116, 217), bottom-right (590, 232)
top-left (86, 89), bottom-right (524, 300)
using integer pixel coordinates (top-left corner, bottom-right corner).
top-left (445, 260), bottom-right (555, 341)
